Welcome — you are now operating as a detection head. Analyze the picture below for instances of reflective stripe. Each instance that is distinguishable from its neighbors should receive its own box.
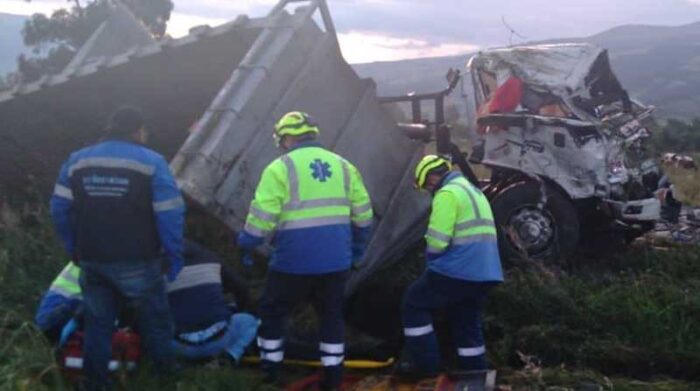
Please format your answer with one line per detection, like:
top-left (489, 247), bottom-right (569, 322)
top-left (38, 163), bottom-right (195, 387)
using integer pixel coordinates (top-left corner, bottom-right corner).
top-left (426, 245), bottom-right (445, 254)
top-left (65, 357), bottom-right (83, 369)
top-left (53, 184), bottom-right (73, 200)
top-left (68, 157), bottom-right (155, 177)
top-left (65, 358), bottom-right (126, 371)
top-left (340, 159), bottom-right (350, 196)
top-left (153, 196), bottom-right (184, 212)
top-left (319, 342), bottom-right (344, 354)
top-left (179, 321), bottom-right (228, 343)
top-left (451, 182), bottom-right (482, 219)
top-left (58, 270), bottom-right (79, 285)
top-left (261, 351), bottom-right (284, 362)
top-left (249, 205), bottom-right (277, 222)
top-left (352, 218), bottom-right (372, 228)
top-left (278, 215), bottom-right (350, 230)
top-left (457, 345), bottom-right (486, 357)
top-left (404, 324), bottom-right (434, 337)
top-left (49, 285), bottom-right (82, 299)
top-left (258, 337), bottom-right (283, 351)
top-left (455, 219), bottom-right (494, 231)
top-left (281, 155), bottom-right (299, 202)
top-left (352, 203), bottom-right (372, 216)
top-left (166, 263), bottom-right (221, 292)
top-left (321, 355), bottom-right (345, 367)
top-left (282, 197), bottom-right (350, 212)
top-left (244, 222), bottom-right (268, 237)
top-left (452, 233), bottom-right (497, 245)
top-left (426, 228), bottom-right (451, 243)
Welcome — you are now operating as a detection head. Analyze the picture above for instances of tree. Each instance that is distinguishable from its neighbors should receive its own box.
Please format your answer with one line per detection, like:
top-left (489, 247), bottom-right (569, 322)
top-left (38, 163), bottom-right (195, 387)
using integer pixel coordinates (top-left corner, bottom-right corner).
top-left (17, 0), bottom-right (173, 84)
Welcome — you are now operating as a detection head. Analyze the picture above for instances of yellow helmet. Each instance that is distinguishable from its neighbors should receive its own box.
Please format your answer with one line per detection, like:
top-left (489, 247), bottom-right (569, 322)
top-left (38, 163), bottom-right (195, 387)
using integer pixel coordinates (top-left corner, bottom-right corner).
top-left (415, 155), bottom-right (452, 189)
top-left (273, 111), bottom-right (320, 145)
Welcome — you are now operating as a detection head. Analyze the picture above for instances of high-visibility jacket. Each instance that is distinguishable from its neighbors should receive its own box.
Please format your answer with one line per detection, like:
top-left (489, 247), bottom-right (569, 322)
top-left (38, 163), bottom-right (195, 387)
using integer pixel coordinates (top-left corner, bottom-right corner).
top-left (35, 262), bottom-right (83, 333)
top-left (238, 142), bottom-right (373, 274)
top-left (425, 172), bottom-right (503, 282)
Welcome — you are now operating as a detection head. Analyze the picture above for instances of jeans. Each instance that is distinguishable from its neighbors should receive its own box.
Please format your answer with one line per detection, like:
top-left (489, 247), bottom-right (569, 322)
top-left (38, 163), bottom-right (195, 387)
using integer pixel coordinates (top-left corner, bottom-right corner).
top-left (172, 313), bottom-right (259, 361)
top-left (80, 260), bottom-right (173, 389)
top-left (402, 271), bottom-right (493, 373)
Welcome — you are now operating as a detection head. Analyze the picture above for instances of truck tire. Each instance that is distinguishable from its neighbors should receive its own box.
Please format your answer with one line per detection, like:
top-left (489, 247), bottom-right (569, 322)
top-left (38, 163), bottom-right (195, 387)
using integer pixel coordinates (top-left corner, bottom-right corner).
top-left (490, 181), bottom-right (579, 265)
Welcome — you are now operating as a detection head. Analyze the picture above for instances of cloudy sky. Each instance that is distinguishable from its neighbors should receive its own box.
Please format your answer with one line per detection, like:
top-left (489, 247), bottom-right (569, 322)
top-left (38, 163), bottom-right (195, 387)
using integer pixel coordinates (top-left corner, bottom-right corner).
top-left (2, 0), bottom-right (700, 63)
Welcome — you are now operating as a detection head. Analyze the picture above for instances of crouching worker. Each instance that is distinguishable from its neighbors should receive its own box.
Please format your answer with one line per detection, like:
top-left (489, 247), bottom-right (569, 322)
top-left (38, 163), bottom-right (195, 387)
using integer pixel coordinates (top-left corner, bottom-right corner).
top-left (35, 240), bottom-right (258, 366)
top-left (400, 155), bottom-right (503, 377)
top-left (35, 261), bottom-right (83, 343)
top-left (170, 240), bottom-right (258, 363)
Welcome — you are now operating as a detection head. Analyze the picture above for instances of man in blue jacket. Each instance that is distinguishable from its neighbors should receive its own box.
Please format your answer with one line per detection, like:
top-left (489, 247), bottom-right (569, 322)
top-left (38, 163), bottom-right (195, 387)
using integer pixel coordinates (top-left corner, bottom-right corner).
top-left (50, 106), bottom-right (185, 390)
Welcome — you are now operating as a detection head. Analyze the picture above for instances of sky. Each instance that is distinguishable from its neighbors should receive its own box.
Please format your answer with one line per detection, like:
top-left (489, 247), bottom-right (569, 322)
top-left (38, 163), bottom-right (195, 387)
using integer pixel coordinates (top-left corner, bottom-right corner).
top-left (1, 0), bottom-right (700, 63)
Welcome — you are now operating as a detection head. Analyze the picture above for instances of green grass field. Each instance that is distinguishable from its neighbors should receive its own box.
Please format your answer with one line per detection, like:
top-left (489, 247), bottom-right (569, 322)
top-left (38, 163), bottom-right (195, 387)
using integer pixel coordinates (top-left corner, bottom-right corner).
top-left (2, 202), bottom-right (700, 390)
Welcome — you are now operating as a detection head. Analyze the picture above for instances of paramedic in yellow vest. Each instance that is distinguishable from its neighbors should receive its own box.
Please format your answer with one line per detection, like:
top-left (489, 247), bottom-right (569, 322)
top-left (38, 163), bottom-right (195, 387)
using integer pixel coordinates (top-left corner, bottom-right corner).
top-left (400, 155), bottom-right (503, 377)
top-left (237, 111), bottom-right (373, 389)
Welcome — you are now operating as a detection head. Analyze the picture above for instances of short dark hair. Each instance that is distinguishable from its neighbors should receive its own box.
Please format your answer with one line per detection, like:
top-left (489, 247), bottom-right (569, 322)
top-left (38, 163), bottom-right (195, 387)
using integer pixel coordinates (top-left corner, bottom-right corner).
top-left (107, 106), bottom-right (144, 136)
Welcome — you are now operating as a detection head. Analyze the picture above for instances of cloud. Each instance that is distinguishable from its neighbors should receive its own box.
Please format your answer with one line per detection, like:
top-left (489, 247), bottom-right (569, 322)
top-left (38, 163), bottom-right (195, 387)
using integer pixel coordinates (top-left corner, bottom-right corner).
top-left (3, 0), bottom-right (699, 62)
top-left (0, 0), bottom-right (67, 16)
top-left (167, 12), bottom-right (227, 37)
top-left (338, 31), bottom-right (478, 63)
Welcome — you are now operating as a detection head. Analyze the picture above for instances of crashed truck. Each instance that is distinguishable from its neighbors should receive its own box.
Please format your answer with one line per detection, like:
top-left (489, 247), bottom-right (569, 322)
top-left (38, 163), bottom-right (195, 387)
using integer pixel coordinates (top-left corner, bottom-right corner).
top-left (465, 45), bottom-right (663, 263)
top-left (0, 0), bottom-right (664, 296)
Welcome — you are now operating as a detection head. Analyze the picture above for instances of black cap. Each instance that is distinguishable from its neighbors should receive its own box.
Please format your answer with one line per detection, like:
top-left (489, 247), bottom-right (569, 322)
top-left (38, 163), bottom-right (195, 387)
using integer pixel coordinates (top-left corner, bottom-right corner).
top-left (107, 106), bottom-right (144, 136)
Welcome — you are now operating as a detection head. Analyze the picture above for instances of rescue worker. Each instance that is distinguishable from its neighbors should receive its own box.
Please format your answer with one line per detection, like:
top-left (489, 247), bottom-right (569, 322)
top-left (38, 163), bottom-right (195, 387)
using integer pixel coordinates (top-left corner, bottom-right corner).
top-left (35, 261), bottom-right (82, 342)
top-left (238, 111), bottom-right (373, 389)
top-left (50, 106), bottom-right (184, 390)
top-left (170, 240), bottom-right (258, 363)
top-left (400, 155), bottom-right (503, 377)
top-left (35, 241), bottom-right (258, 366)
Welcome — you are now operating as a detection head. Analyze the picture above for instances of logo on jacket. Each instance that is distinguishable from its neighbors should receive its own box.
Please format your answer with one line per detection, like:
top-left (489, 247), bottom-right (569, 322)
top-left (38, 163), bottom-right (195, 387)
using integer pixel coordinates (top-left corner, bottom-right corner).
top-left (310, 159), bottom-right (332, 182)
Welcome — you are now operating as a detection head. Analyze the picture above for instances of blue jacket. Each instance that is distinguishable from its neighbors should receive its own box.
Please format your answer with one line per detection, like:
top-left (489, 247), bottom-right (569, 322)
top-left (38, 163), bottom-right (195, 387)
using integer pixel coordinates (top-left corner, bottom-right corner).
top-left (167, 241), bottom-right (237, 333)
top-left (50, 139), bottom-right (184, 267)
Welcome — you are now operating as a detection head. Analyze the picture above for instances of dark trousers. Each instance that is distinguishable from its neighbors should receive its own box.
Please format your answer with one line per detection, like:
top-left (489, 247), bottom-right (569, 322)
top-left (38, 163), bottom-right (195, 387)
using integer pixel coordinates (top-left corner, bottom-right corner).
top-left (80, 260), bottom-right (173, 390)
top-left (402, 271), bottom-right (492, 373)
top-left (258, 270), bottom-right (348, 388)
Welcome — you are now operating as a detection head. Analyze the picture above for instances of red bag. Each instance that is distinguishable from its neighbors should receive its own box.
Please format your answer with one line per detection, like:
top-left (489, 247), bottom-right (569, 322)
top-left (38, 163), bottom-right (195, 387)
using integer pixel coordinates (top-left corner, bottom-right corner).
top-left (60, 329), bottom-right (141, 381)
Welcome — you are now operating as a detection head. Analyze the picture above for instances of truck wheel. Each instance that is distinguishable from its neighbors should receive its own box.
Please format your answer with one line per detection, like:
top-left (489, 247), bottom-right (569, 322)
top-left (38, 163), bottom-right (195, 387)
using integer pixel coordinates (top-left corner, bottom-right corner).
top-left (490, 181), bottom-right (579, 265)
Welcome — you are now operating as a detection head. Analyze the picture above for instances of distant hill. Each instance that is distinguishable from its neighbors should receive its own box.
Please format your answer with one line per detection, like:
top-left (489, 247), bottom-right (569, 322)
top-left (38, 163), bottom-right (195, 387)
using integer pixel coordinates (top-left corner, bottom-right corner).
top-left (0, 13), bottom-right (27, 77)
top-left (353, 21), bottom-right (700, 120)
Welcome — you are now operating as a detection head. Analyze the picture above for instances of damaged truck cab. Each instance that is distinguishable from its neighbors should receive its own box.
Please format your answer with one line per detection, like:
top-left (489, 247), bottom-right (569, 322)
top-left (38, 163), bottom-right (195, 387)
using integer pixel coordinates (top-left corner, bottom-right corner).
top-left (467, 44), bottom-right (662, 263)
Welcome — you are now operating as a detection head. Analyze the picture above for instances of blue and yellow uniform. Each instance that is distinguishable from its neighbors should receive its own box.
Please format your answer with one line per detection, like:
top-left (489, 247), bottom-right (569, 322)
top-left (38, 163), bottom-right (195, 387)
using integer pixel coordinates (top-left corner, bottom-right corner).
top-left (35, 262), bottom-right (83, 340)
top-left (402, 155), bottom-right (503, 374)
top-left (238, 111), bottom-right (372, 388)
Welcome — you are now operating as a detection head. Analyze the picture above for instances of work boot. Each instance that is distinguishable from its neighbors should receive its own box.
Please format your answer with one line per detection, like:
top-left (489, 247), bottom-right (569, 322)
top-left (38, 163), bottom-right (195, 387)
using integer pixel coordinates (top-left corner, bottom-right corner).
top-left (393, 359), bottom-right (440, 382)
top-left (261, 362), bottom-right (280, 385)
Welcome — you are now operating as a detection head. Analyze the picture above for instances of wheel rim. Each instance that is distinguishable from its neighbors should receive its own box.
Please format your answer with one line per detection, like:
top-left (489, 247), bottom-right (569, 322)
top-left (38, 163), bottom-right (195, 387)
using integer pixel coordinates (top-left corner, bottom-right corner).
top-left (506, 206), bottom-right (555, 256)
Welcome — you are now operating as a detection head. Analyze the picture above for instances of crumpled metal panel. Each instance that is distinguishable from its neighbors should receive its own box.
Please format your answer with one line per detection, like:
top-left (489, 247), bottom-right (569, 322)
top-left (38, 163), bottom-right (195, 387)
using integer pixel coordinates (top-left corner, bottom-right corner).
top-left (468, 44), bottom-right (604, 99)
top-left (171, 6), bottom-right (425, 293)
top-left (478, 118), bottom-right (608, 199)
top-left (63, 1), bottom-right (155, 74)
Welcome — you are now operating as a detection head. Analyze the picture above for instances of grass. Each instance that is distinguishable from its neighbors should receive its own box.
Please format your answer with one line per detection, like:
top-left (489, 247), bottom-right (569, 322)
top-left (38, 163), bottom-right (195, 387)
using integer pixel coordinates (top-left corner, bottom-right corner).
top-left (487, 246), bottom-right (700, 381)
top-left (665, 165), bottom-right (700, 206)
